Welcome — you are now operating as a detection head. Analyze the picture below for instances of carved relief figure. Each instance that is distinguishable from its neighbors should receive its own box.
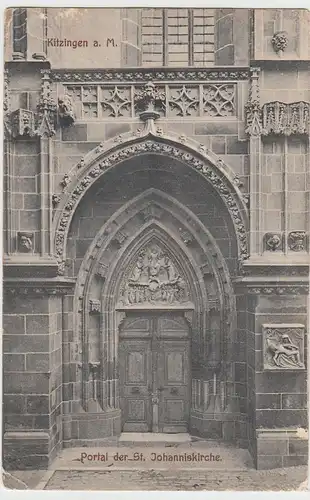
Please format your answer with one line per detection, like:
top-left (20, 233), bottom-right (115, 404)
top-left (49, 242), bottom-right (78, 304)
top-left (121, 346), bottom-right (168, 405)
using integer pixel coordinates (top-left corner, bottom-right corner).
top-left (288, 231), bottom-right (306, 252)
top-left (264, 327), bottom-right (304, 369)
top-left (265, 233), bottom-right (282, 251)
top-left (58, 95), bottom-right (75, 126)
top-left (18, 232), bottom-right (33, 253)
top-left (120, 243), bottom-right (189, 306)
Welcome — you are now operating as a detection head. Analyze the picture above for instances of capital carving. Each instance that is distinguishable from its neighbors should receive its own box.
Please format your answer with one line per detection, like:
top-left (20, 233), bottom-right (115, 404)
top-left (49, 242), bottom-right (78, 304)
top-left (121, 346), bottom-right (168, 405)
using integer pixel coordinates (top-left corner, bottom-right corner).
top-left (263, 324), bottom-right (305, 370)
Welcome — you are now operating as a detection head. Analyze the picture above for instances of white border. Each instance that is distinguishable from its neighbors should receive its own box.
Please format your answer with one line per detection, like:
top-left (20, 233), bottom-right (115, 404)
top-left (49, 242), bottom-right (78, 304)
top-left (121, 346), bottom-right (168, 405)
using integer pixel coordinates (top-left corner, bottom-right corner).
top-left (0, 2), bottom-right (309, 500)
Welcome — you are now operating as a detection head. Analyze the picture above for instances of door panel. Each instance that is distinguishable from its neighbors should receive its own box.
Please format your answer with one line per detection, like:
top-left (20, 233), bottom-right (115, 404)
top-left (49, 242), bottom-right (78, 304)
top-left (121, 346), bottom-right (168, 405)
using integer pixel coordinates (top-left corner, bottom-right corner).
top-left (158, 339), bottom-right (190, 432)
top-left (119, 338), bottom-right (152, 431)
top-left (119, 313), bottom-right (190, 433)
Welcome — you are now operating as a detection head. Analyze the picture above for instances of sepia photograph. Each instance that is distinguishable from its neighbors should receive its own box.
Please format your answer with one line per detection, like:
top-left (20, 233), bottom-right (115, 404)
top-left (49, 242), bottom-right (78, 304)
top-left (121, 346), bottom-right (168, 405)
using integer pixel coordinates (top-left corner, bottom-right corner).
top-left (1, 4), bottom-right (309, 491)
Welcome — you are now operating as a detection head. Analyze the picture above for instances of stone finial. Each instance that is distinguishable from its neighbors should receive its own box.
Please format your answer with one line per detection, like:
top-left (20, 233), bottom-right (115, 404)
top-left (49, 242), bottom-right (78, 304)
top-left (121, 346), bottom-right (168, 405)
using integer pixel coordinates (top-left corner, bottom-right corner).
top-left (134, 81), bottom-right (165, 122)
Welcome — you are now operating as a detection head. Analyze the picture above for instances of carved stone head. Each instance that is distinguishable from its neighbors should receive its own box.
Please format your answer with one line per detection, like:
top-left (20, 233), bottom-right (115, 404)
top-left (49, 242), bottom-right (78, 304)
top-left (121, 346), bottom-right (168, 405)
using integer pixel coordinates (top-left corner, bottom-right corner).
top-left (18, 232), bottom-right (34, 253)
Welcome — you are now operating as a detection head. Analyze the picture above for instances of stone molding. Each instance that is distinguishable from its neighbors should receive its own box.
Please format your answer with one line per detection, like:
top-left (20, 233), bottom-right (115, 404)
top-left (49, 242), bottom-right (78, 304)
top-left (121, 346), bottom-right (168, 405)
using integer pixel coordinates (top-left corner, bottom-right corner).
top-left (234, 275), bottom-right (309, 295)
top-left (51, 67), bottom-right (250, 83)
top-left (263, 323), bottom-right (305, 370)
top-left (3, 277), bottom-right (75, 296)
top-left (53, 130), bottom-right (248, 276)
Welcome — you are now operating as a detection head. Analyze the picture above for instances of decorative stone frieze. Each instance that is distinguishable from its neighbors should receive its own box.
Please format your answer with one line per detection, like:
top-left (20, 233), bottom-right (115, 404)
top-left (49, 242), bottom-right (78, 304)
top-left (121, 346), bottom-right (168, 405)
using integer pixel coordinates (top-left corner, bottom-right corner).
top-left (248, 286), bottom-right (309, 295)
top-left (271, 31), bottom-right (288, 54)
top-left (288, 231), bottom-right (307, 252)
top-left (263, 323), bottom-right (305, 370)
top-left (17, 232), bottom-right (34, 253)
top-left (264, 232), bottom-right (282, 252)
top-left (51, 68), bottom-right (250, 83)
top-left (58, 95), bottom-right (75, 127)
top-left (4, 278), bottom-right (75, 296)
top-left (89, 299), bottom-right (101, 313)
top-left (262, 101), bottom-right (309, 136)
top-left (242, 264), bottom-right (309, 277)
top-left (62, 81), bottom-right (237, 120)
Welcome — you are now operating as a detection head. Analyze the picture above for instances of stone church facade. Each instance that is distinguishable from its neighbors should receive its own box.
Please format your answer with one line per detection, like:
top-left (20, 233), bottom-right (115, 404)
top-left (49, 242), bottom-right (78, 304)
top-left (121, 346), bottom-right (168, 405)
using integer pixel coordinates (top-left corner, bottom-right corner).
top-left (3, 8), bottom-right (309, 469)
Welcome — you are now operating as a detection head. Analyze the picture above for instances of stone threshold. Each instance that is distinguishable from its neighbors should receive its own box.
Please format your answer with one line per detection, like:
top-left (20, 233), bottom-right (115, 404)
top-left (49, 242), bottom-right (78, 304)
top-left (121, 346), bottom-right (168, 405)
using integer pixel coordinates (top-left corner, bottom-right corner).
top-left (118, 432), bottom-right (191, 443)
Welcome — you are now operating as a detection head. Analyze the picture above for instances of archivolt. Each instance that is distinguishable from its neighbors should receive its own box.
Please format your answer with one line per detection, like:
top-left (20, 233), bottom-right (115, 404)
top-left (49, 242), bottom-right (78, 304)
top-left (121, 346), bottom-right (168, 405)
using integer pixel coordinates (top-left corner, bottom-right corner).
top-left (53, 128), bottom-right (249, 275)
top-left (74, 189), bottom-right (236, 409)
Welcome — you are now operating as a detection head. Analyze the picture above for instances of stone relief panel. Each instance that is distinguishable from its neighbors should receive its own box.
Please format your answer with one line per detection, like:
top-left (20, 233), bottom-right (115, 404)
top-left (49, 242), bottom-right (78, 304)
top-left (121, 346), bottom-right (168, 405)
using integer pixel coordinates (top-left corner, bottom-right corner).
top-left (62, 82), bottom-right (237, 120)
top-left (288, 231), bottom-right (307, 252)
top-left (118, 243), bottom-right (190, 307)
top-left (17, 232), bottom-right (34, 253)
top-left (263, 323), bottom-right (305, 370)
top-left (264, 232), bottom-right (283, 252)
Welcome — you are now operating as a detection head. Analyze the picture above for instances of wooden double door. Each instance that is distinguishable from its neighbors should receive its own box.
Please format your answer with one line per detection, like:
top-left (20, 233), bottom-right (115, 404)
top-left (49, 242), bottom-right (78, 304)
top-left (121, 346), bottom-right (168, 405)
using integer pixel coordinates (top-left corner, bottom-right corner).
top-left (119, 313), bottom-right (190, 433)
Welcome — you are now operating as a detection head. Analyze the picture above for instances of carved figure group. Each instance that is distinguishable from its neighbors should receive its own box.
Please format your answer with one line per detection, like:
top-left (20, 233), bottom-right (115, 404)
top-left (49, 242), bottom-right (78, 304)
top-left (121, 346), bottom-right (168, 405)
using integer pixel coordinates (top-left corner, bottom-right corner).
top-left (266, 331), bottom-right (303, 369)
top-left (124, 244), bottom-right (188, 305)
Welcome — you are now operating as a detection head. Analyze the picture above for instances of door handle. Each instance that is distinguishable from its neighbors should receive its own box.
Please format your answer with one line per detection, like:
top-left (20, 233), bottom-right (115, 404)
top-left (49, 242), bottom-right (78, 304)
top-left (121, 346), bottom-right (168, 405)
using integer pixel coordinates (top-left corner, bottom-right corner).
top-left (131, 387), bottom-right (140, 394)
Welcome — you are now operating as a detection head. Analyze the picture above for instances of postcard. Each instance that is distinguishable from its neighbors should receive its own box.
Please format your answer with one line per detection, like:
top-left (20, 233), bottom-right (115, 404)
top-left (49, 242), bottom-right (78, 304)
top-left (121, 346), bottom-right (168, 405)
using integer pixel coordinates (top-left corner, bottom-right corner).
top-left (2, 5), bottom-right (309, 491)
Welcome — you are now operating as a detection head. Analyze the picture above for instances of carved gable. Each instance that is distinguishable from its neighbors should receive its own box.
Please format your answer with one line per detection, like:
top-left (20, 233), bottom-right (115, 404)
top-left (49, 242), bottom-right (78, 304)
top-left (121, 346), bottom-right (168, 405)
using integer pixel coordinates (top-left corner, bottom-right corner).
top-left (118, 243), bottom-right (190, 307)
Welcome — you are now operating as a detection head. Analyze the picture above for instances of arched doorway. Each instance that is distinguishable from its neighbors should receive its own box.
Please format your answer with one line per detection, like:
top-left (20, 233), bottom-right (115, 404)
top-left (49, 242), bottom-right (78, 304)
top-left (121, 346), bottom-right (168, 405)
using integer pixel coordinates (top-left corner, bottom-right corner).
top-left (71, 182), bottom-right (237, 439)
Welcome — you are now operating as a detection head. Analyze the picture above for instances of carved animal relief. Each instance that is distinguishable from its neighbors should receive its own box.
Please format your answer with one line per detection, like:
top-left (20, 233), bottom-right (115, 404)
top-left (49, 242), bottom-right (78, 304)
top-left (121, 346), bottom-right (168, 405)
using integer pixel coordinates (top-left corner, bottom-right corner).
top-left (118, 244), bottom-right (190, 307)
top-left (263, 324), bottom-right (305, 370)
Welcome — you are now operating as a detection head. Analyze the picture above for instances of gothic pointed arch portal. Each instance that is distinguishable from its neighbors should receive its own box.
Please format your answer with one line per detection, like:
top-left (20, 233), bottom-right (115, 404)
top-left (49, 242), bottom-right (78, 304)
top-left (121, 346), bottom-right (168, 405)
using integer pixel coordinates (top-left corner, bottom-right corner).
top-left (54, 130), bottom-right (249, 276)
top-left (74, 188), bottom-right (237, 436)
